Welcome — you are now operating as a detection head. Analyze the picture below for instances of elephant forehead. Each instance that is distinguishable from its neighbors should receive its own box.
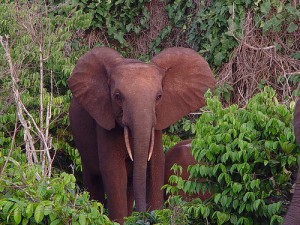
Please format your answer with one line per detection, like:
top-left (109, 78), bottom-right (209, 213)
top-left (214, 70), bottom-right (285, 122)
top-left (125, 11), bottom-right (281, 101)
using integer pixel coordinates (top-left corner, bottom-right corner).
top-left (111, 63), bottom-right (162, 85)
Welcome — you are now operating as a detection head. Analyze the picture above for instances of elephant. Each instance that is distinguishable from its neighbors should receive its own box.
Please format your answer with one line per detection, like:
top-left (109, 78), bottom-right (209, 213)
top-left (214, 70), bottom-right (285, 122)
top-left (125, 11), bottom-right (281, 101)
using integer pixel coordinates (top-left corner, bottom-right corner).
top-left (283, 99), bottom-right (300, 224)
top-left (68, 47), bottom-right (215, 223)
top-left (165, 139), bottom-right (212, 202)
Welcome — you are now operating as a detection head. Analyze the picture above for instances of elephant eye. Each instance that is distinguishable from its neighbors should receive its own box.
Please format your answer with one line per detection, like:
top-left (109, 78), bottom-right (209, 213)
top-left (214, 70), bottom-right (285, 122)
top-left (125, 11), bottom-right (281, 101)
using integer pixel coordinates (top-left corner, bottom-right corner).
top-left (114, 92), bottom-right (122, 102)
top-left (156, 94), bottom-right (162, 101)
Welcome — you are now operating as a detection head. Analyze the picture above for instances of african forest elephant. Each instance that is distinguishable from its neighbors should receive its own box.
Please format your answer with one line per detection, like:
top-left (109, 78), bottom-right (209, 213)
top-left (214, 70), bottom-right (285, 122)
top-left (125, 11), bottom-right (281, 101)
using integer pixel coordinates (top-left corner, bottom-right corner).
top-left (283, 99), bottom-right (300, 225)
top-left (68, 47), bottom-right (215, 223)
top-left (165, 140), bottom-right (212, 202)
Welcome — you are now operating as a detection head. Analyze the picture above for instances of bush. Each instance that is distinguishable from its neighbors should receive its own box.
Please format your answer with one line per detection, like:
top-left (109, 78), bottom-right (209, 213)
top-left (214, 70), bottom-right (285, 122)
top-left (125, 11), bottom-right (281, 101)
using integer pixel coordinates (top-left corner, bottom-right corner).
top-left (0, 154), bottom-right (114, 225)
top-left (165, 87), bottom-right (298, 224)
top-left (78, 0), bottom-right (150, 50)
top-left (124, 210), bottom-right (172, 225)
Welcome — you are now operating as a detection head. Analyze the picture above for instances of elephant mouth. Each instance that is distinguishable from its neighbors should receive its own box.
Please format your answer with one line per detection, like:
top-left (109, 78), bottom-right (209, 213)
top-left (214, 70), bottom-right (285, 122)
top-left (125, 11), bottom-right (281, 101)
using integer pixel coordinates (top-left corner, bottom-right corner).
top-left (124, 126), bottom-right (155, 161)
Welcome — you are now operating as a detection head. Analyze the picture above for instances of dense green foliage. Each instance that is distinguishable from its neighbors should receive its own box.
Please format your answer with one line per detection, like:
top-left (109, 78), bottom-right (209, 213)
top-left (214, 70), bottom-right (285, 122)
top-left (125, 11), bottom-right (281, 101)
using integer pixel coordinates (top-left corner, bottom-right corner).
top-left (165, 87), bottom-right (298, 224)
top-left (77, 0), bottom-right (299, 68)
top-left (79, 0), bottom-right (150, 49)
top-left (0, 150), bottom-right (114, 225)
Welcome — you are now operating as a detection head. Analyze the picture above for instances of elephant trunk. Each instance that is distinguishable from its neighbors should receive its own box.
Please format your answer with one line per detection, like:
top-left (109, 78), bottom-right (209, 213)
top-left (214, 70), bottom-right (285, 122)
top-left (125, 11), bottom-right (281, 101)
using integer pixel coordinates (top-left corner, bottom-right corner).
top-left (122, 97), bottom-right (156, 212)
top-left (132, 125), bottom-right (153, 212)
top-left (125, 111), bottom-right (154, 212)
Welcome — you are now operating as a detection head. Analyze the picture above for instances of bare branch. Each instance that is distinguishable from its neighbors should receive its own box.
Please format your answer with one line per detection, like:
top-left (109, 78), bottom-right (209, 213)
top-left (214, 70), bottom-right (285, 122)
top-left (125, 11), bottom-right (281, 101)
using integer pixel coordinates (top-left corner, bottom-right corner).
top-left (0, 35), bottom-right (39, 164)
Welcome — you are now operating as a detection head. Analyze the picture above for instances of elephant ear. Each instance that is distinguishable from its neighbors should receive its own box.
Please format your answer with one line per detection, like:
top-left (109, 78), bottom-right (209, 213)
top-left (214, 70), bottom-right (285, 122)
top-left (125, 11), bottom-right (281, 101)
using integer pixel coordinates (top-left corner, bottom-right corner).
top-left (294, 99), bottom-right (300, 144)
top-left (151, 47), bottom-right (215, 130)
top-left (68, 47), bottom-right (124, 130)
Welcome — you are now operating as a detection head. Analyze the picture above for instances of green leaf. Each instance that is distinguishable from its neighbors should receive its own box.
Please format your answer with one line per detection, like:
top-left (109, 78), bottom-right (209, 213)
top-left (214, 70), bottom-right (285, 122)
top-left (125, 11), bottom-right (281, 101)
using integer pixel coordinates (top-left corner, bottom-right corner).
top-left (288, 156), bottom-right (297, 165)
top-left (268, 202), bottom-right (281, 216)
top-left (50, 219), bottom-right (62, 225)
top-left (214, 52), bottom-right (224, 66)
top-left (26, 203), bottom-right (34, 219)
top-left (287, 22), bottom-right (298, 33)
top-left (200, 205), bottom-right (210, 218)
top-left (44, 204), bottom-right (52, 216)
top-left (216, 211), bottom-right (230, 224)
top-left (292, 53), bottom-right (300, 60)
top-left (232, 183), bottom-right (242, 193)
top-left (250, 179), bottom-right (260, 189)
top-left (37, 184), bottom-right (47, 198)
top-left (34, 204), bottom-right (45, 223)
top-left (239, 203), bottom-right (246, 214)
top-left (14, 206), bottom-right (22, 224)
top-left (280, 141), bottom-right (295, 154)
top-left (253, 199), bottom-right (261, 211)
top-left (214, 193), bottom-right (221, 204)
top-left (233, 199), bottom-right (239, 209)
top-left (22, 218), bottom-right (29, 225)
top-left (79, 214), bottom-right (86, 225)
top-left (270, 215), bottom-right (283, 224)
top-left (260, 1), bottom-right (271, 14)
top-left (220, 195), bottom-right (229, 208)
top-left (3, 201), bottom-right (14, 214)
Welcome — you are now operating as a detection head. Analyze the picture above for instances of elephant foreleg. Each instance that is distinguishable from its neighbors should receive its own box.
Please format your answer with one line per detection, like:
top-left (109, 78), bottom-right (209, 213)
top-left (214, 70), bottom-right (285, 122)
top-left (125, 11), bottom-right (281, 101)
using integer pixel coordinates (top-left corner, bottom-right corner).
top-left (126, 163), bottom-right (134, 216)
top-left (69, 99), bottom-right (105, 203)
top-left (100, 162), bottom-right (128, 223)
top-left (81, 163), bottom-right (105, 203)
top-left (97, 127), bottom-right (129, 224)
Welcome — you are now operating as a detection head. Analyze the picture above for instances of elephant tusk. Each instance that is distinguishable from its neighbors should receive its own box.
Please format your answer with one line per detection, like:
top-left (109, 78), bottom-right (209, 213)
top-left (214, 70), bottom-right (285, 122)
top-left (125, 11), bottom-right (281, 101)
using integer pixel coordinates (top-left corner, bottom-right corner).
top-left (148, 127), bottom-right (155, 161)
top-left (124, 127), bottom-right (133, 161)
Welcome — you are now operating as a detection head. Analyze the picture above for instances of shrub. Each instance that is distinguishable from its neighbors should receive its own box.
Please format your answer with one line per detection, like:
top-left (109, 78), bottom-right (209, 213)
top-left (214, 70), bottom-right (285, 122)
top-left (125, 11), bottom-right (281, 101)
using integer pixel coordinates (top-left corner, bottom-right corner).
top-left (0, 154), bottom-right (114, 225)
top-left (78, 0), bottom-right (150, 50)
top-left (166, 87), bottom-right (298, 224)
top-left (124, 210), bottom-right (172, 225)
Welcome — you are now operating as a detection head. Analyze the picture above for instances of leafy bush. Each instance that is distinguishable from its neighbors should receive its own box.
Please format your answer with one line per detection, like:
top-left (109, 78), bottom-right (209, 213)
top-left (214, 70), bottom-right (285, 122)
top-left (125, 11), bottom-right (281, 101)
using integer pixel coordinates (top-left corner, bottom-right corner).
top-left (0, 154), bottom-right (114, 225)
top-left (166, 87), bottom-right (298, 224)
top-left (78, 0), bottom-right (150, 49)
top-left (124, 210), bottom-right (172, 225)
top-left (124, 196), bottom-right (193, 225)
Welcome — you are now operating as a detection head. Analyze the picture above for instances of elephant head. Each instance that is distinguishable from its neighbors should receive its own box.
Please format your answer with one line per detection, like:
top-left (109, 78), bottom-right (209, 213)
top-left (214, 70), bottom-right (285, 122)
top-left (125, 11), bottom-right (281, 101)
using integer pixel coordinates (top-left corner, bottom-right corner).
top-left (68, 47), bottom-right (215, 212)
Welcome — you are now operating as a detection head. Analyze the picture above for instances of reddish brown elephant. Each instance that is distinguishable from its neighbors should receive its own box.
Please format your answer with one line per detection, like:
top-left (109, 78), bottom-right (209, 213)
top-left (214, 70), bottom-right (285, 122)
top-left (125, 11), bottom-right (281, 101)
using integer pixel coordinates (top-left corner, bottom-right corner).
top-left (165, 139), bottom-right (213, 202)
top-left (283, 99), bottom-right (300, 224)
top-left (68, 47), bottom-right (215, 223)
